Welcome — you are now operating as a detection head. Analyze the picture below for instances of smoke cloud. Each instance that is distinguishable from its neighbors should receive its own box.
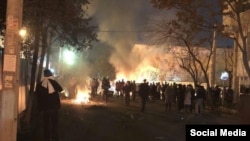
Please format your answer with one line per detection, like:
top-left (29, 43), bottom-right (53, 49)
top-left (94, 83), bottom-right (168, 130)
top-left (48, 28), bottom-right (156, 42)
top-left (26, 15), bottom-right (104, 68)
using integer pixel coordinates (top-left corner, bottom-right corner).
top-left (86, 0), bottom-right (176, 81)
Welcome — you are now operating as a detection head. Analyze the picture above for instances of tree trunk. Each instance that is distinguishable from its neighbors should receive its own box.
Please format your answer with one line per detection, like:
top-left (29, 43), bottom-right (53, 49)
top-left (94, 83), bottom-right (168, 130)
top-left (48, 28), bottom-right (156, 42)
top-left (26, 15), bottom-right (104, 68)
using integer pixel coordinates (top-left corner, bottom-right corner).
top-left (46, 32), bottom-right (52, 69)
top-left (36, 29), bottom-right (47, 84)
top-left (23, 27), bottom-right (40, 125)
top-left (242, 49), bottom-right (250, 80)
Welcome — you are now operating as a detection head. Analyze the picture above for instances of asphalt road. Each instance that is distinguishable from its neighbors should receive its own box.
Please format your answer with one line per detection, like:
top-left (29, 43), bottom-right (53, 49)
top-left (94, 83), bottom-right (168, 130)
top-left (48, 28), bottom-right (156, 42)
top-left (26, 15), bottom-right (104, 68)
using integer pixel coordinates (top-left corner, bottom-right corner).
top-left (25, 95), bottom-right (243, 141)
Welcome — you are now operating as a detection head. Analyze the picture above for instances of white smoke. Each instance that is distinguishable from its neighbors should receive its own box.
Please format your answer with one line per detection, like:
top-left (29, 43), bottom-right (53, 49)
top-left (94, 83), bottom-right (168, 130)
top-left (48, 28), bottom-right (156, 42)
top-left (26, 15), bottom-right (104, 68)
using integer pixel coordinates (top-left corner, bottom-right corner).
top-left (87, 0), bottom-right (174, 80)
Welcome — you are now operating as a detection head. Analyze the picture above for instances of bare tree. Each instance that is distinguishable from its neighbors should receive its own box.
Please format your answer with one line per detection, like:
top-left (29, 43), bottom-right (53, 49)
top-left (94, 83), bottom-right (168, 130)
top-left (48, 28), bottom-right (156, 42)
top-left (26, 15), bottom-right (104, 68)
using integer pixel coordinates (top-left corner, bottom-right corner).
top-left (170, 47), bottom-right (205, 85)
top-left (223, 46), bottom-right (234, 87)
top-left (222, 0), bottom-right (250, 82)
top-left (149, 0), bottom-right (219, 88)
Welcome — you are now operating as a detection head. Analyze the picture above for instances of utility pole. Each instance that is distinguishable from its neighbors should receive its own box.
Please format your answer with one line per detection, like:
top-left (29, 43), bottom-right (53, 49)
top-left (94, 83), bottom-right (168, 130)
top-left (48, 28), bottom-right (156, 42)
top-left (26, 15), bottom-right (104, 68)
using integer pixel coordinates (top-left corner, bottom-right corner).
top-left (209, 24), bottom-right (217, 88)
top-left (0, 0), bottom-right (23, 141)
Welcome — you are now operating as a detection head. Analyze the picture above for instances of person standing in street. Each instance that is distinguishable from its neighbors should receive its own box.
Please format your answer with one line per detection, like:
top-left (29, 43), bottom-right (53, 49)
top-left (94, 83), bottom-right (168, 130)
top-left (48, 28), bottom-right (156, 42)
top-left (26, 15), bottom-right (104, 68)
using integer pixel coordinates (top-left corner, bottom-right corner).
top-left (164, 83), bottom-right (177, 112)
top-left (90, 77), bottom-right (99, 97)
top-left (101, 76), bottom-right (111, 104)
top-left (35, 69), bottom-right (63, 141)
top-left (139, 79), bottom-right (150, 113)
top-left (123, 81), bottom-right (131, 106)
top-left (184, 84), bottom-right (194, 113)
top-left (194, 85), bottom-right (206, 115)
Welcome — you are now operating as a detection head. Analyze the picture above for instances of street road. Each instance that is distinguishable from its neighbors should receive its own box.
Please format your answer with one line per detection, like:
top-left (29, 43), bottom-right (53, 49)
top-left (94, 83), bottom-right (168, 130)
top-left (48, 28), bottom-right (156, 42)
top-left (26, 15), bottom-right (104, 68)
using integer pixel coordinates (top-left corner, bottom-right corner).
top-left (28, 95), bottom-right (242, 141)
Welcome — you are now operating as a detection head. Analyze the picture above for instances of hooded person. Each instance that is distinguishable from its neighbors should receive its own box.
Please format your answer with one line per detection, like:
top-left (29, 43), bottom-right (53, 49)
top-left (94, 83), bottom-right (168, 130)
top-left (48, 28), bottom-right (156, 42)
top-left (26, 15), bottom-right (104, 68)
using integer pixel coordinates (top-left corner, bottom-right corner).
top-left (35, 69), bottom-right (63, 141)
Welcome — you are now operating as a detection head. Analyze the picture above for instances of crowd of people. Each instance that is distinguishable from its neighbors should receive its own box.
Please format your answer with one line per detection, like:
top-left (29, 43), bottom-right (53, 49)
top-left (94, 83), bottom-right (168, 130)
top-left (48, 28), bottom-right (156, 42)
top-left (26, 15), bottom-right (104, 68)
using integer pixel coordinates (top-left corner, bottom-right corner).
top-left (34, 69), bottom-right (241, 141)
top-left (89, 78), bottom-right (237, 115)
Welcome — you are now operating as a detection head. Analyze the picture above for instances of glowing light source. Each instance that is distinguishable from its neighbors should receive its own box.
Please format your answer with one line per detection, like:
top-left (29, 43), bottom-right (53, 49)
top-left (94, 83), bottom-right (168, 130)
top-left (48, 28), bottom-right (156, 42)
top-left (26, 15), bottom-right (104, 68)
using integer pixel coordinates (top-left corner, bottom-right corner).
top-left (172, 76), bottom-right (181, 82)
top-left (115, 64), bottom-right (159, 83)
top-left (74, 90), bottom-right (90, 104)
top-left (19, 28), bottom-right (27, 37)
top-left (50, 68), bottom-right (55, 74)
top-left (63, 49), bottom-right (75, 65)
top-left (220, 71), bottom-right (229, 80)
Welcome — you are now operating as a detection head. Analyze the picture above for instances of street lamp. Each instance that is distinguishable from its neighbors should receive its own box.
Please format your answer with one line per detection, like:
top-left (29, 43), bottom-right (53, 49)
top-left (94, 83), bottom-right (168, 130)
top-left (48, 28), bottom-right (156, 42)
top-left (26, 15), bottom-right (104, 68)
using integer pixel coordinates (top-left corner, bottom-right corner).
top-left (19, 28), bottom-right (27, 59)
top-left (19, 28), bottom-right (27, 38)
top-left (63, 49), bottom-right (76, 65)
top-left (19, 28), bottom-right (31, 60)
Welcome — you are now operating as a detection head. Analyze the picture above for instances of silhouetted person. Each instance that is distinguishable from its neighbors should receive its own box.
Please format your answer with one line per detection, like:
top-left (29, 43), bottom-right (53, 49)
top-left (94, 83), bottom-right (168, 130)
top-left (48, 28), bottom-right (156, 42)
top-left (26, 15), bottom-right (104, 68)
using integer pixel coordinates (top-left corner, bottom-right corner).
top-left (123, 81), bottom-right (131, 106)
top-left (224, 86), bottom-right (234, 107)
top-left (176, 84), bottom-right (185, 112)
top-left (91, 77), bottom-right (99, 97)
top-left (184, 84), bottom-right (194, 113)
top-left (131, 80), bottom-right (137, 101)
top-left (35, 69), bottom-right (63, 141)
top-left (101, 76), bottom-right (111, 104)
top-left (213, 85), bottom-right (221, 108)
top-left (139, 79), bottom-right (150, 113)
top-left (195, 85), bottom-right (206, 115)
top-left (164, 84), bottom-right (175, 112)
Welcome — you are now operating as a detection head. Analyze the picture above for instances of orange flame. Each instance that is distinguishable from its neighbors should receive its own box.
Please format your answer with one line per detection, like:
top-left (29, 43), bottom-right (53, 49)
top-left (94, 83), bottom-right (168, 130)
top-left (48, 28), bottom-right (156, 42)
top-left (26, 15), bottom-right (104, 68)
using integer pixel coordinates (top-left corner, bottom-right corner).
top-left (115, 64), bottom-right (159, 83)
top-left (74, 86), bottom-right (91, 104)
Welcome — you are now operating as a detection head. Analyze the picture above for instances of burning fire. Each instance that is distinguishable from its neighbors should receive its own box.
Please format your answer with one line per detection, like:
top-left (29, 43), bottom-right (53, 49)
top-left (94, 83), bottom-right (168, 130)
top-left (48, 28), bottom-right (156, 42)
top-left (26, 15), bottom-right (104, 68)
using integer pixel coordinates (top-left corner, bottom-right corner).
top-left (74, 91), bottom-right (90, 104)
top-left (112, 44), bottom-right (166, 83)
top-left (115, 64), bottom-right (160, 83)
top-left (111, 44), bottom-right (191, 83)
top-left (74, 86), bottom-right (91, 104)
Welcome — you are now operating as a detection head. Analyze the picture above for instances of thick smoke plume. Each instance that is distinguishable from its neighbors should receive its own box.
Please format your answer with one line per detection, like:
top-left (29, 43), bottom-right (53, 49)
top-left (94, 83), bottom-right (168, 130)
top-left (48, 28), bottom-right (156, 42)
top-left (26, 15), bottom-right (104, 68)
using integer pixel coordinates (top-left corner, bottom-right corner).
top-left (88, 0), bottom-right (168, 80)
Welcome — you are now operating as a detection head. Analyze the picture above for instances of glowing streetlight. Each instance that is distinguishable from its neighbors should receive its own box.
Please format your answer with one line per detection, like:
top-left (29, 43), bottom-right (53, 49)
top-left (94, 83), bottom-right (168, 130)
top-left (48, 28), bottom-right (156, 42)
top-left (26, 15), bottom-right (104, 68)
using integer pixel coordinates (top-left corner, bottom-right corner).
top-left (19, 28), bottom-right (28, 59)
top-left (19, 28), bottom-right (27, 38)
top-left (63, 49), bottom-right (76, 65)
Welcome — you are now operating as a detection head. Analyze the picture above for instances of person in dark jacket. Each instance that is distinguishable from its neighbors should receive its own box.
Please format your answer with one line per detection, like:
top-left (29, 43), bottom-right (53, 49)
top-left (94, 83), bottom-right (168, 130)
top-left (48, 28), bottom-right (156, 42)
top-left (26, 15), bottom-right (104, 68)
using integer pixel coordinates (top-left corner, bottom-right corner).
top-left (123, 81), bottom-right (132, 106)
top-left (101, 76), bottom-right (111, 104)
top-left (194, 85), bottom-right (206, 115)
top-left (35, 69), bottom-right (63, 141)
top-left (139, 79), bottom-right (150, 113)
